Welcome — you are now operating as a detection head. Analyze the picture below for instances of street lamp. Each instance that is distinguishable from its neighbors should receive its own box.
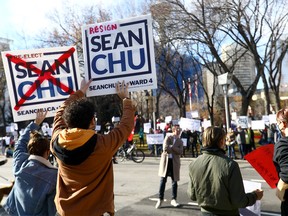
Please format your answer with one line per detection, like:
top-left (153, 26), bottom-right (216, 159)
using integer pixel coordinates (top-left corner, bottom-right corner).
top-left (218, 72), bottom-right (232, 130)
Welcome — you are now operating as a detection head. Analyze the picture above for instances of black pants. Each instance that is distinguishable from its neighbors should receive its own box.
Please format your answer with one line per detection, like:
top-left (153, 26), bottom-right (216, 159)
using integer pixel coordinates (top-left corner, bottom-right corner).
top-left (158, 158), bottom-right (178, 200)
top-left (281, 200), bottom-right (288, 216)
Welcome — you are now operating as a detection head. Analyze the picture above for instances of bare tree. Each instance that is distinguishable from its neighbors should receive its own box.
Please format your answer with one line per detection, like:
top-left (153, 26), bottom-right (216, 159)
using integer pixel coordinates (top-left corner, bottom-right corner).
top-left (35, 4), bottom-right (126, 130)
top-left (159, 0), bottom-right (288, 116)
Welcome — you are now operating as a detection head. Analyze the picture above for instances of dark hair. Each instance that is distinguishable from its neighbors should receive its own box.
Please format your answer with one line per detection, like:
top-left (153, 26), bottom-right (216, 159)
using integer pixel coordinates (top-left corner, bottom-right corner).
top-left (28, 131), bottom-right (50, 156)
top-left (276, 107), bottom-right (288, 123)
top-left (202, 126), bottom-right (226, 148)
top-left (63, 98), bottom-right (95, 129)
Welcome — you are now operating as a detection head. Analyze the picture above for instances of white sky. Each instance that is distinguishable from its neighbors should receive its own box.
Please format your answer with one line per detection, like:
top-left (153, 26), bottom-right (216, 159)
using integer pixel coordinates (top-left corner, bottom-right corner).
top-left (0, 0), bottom-right (120, 49)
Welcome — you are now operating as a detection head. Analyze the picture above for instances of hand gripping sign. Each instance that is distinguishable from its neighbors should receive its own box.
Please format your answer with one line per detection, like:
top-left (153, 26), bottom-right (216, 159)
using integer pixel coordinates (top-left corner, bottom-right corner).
top-left (82, 14), bottom-right (157, 97)
top-left (1, 46), bottom-right (81, 122)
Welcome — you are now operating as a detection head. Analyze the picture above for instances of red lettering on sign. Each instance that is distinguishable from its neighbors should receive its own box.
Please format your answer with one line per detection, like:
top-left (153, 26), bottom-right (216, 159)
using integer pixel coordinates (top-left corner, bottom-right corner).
top-left (6, 47), bottom-right (76, 111)
top-left (244, 144), bottom-right (279, 188)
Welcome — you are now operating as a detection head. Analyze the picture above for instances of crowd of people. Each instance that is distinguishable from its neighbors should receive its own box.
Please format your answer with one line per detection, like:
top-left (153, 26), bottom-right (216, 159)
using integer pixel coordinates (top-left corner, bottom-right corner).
top-left (0, 78), bottom-right (286, 215)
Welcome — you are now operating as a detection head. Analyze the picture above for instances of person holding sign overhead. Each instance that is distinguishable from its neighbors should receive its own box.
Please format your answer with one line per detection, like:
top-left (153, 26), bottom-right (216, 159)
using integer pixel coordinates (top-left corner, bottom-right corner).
top-left (188, 126), bottom-right (263, 216)
top-left (274, 107), bottom-right (288, 215)
top-left (1, 110), bottom-right (57, 216)
top-left (50, 79), bottom-right (135, 216)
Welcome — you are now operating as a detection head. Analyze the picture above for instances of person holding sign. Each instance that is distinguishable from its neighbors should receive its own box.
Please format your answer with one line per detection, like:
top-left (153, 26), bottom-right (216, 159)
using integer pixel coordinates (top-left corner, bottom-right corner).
top-left (1, 110), bottom-right (57, 216)
top-left (274, 107), bottom-right (288, 215)
top-left (188, 126), bottom-right (263, 216)
top-left (50, 80), bottom-right (135, 216)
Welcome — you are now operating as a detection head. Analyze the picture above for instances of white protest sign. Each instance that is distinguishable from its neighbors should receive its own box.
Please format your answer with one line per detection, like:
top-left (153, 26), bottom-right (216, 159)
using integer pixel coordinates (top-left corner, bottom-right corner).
top-left (186, 112), bottom-right (192, 119)
top-left (262, 115), bottom-right (270, 126)
top-left (1, 46), bottom-right (81, 122)
top-left (159, 122), bottom-right (166, 131)
top-left (165, 116), bottom-right (172, 123)
top-left (240, 180), bottom-right (261, 216)
top-left (143, 122), bottom-right (152, 133)
top-left (191, 111), bottom-right (199, 118)
top-left (269, 114), bottom-right (277, 124)
top-left (231, 112), bottom-right (237, 120)
top-left (202, 119), bottom-right (211, 129)
top-left (181, 138), bottom-right (187, 147)
top-left (82, 14), bottom-right (157, 97)
top-left (95, 125), bottom-right (101, 132)
top-left (146, 134), bottom-right (164, 144)
top-left (179, 117), bottom-right (201, 131)
top-left (237, 116), bottom-right (249, 128)
top-left (251, 120), bottom-right (265, 130)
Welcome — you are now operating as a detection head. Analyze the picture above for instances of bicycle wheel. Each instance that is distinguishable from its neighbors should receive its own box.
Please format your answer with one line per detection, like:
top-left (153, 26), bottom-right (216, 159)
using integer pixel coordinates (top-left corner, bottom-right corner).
top-left (116, 149), bottom-right (126, 162)
top-left (131, 149), bottom-right (145, 163)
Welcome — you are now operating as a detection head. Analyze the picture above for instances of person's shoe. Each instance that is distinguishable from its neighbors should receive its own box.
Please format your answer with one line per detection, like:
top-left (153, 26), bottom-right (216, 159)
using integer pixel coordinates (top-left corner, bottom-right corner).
top-left (112, 158), bottom-right (118, 164)
top-left (170, 199), bottom-right (180, 207)
top-left (155, 199), bottom-right (163, 209)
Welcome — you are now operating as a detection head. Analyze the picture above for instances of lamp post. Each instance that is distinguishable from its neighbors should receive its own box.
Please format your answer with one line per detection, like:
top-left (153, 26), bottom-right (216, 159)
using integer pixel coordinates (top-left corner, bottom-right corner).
top-left (218, 73), bottom-right (232, 130)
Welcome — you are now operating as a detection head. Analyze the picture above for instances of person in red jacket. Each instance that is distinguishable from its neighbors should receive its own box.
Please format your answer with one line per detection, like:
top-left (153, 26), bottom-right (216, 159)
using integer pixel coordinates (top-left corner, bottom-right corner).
top-left (50, 80), bottom-right (135, 216)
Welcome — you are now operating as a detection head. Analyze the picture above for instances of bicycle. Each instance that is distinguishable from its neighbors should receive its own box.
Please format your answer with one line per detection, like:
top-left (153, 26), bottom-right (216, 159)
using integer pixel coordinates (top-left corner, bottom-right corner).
top-left (116, 142), bottom-right (145, 163)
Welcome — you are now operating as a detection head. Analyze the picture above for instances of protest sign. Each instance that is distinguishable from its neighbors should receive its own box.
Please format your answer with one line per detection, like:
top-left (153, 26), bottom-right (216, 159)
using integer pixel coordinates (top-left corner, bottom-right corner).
top-left (146, 134), bottom-right (164, 145)
top-left (240, 181), bottom-right (261, 216)
top-left (244, 144), bottom-right (278, 189)
top-left (251, 120), bottom-right (265, 130)
top-left (179, 117), bottom-right (201, 132)
top-left (181, 138), bottom-right (187, 147)
top-left (1, 46), bottom-right (81, 122)
top-left (262, 115), bottom-right (270, 126)
top-left (202, 119), bottom-right (211, 129)
top-left (269, 114), bottom-right (277, 124)
top-left (165, 116), bottom-right (172, 123)
top-left (237, 116), bottom-right (249, 128)
top-left (143, 122), bottom-right (152, 133)
top-left (82, 14), bottom-right (157, 97)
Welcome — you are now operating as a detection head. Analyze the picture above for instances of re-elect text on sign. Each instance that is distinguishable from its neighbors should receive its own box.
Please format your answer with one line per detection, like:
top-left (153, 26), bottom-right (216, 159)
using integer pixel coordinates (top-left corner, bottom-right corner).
top-left (82, 14), bottom-right (157, 97)
top-left (1, 46), bottom-right (81, 122)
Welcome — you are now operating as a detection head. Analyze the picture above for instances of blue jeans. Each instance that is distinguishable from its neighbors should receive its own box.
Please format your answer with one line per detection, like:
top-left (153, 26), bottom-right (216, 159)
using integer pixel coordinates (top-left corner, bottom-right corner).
top-left (227, 145), bottom-right (236, 158)
top-left (158, 159), bottom-right (178, 200)
top-left (238, 144), bottom-right (245, 159)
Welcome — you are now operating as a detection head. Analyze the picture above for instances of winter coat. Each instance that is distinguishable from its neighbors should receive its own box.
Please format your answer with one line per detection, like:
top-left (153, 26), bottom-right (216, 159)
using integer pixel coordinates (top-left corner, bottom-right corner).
top-left (50, 90), bottom-right (135, 216)
top-left (273, 136), bottom-right (288, 200)
top-left (158, 134), bottom-right (183, 181)
top-left (188, 147), bottom-right (258, 215)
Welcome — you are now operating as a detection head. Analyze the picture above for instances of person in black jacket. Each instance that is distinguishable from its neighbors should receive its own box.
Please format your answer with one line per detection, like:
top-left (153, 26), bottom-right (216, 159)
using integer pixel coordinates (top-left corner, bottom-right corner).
top-left (274, 107), bottom-right (288, 216)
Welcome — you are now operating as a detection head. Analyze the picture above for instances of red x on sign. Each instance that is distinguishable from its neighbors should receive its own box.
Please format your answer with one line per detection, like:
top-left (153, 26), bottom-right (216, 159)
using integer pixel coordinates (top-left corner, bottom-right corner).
top-left (6, 47), bottom-right (76, 111)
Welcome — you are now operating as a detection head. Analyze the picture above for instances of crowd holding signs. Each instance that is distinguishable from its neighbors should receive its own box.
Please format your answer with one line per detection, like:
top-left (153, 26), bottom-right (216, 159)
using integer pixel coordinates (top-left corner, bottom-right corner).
top-left (0, 14), bottom-right (281, 211)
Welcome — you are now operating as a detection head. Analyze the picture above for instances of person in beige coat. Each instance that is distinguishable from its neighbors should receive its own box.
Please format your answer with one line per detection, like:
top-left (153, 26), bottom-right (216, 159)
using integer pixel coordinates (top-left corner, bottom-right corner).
top-left (155, 125), bottom-right (183, 209)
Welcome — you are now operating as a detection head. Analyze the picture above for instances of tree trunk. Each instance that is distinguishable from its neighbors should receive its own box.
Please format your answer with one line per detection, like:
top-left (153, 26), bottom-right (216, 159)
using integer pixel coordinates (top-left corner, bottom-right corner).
top-left (261, 73), bottom-right (271, 115)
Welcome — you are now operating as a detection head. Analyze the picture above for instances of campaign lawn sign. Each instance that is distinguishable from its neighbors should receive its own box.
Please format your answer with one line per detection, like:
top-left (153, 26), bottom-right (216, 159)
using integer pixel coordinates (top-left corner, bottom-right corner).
top-left (82, 14), bottom-right (157, 97)
top-left (1, 46), bottom-right (81, 122)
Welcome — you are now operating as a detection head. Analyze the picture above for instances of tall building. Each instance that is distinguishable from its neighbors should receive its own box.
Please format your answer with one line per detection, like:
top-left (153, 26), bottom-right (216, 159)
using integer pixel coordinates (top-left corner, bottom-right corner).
top-left (222, 44), bottom-right (256, 91)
